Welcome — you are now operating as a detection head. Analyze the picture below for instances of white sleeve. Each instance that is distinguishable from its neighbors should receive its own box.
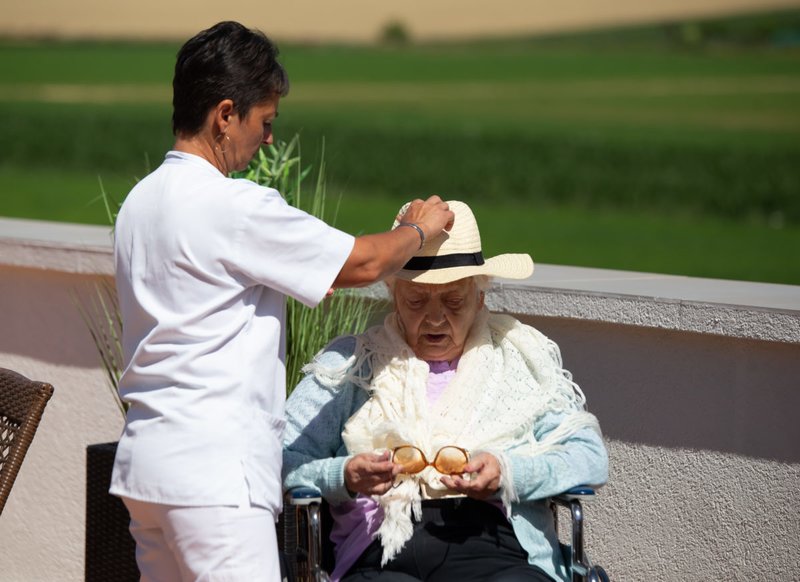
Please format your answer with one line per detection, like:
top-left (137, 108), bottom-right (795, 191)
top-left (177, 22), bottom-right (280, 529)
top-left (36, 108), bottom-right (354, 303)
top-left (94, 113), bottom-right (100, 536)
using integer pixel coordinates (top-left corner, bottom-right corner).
top-left (229, 182), bottom-right (355, 308)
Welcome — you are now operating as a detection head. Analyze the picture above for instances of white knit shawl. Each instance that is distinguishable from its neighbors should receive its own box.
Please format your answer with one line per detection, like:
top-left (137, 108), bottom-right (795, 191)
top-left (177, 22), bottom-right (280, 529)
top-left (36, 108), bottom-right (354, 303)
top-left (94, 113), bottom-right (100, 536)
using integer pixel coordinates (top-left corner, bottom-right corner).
top-left (303, 308), bottom-right (600, 564)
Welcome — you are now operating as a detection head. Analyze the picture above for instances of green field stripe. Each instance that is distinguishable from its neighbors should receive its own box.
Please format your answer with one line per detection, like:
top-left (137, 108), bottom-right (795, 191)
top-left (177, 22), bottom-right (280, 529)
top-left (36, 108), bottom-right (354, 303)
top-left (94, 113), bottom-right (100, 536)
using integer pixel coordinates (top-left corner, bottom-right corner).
top-left (3, 75), bottom-right (798, 105)
top-left (288, 77), bottom-right (800, 101)
top-left (0, 83), bottom-right (170, 103)
top-left (281, 78), bottom-right (800, 133)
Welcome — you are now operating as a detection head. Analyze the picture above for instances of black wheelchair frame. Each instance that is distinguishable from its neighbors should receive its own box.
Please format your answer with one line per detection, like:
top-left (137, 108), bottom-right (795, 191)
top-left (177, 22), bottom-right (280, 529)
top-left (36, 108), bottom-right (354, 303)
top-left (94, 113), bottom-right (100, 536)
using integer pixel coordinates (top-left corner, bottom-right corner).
top-left (280, 486), bottom-right (609, 582)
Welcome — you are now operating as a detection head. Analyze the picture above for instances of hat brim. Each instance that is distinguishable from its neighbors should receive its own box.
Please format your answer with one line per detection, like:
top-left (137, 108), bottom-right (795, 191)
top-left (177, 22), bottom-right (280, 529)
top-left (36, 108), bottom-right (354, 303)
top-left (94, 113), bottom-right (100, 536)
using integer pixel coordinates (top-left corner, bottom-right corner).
top-left (394, 253), bottom-right (534, 284)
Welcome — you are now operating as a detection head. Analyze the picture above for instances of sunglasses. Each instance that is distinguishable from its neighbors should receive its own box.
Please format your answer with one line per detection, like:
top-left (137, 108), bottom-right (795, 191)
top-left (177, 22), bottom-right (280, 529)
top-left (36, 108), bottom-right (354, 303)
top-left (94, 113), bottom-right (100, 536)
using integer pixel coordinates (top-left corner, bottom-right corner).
top-left (391, 445), bottom-right (470, 476)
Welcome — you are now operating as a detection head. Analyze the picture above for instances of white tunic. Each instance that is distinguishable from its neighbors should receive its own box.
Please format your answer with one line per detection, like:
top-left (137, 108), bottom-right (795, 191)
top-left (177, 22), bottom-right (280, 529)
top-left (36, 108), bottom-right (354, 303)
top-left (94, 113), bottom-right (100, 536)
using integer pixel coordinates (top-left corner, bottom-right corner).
top-left (110, 151), bottom-right (354, 513)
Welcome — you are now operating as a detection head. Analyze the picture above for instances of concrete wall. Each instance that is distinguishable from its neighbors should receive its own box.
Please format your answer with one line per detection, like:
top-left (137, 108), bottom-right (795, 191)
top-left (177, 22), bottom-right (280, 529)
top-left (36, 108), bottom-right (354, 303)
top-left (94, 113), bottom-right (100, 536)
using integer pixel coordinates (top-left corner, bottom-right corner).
top-left (0, 219), bottom-right (123, 582)
top-left (1, 217), bottom-right (799, 581)
top-left (521, 317), bottom-right (800, 580)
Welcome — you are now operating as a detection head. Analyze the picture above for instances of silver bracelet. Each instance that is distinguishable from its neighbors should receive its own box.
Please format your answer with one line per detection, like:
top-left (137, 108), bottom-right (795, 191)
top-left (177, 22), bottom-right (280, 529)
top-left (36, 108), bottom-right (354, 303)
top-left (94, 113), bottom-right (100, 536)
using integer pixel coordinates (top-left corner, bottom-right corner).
top-left (397, 222), bottom-right (425, 250)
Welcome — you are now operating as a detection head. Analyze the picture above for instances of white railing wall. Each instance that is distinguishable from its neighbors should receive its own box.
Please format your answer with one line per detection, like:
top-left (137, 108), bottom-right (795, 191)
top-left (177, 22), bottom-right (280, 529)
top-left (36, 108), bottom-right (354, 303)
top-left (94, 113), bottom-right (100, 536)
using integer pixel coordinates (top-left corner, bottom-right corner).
top-left (1, 217), bottom-right (798, 581)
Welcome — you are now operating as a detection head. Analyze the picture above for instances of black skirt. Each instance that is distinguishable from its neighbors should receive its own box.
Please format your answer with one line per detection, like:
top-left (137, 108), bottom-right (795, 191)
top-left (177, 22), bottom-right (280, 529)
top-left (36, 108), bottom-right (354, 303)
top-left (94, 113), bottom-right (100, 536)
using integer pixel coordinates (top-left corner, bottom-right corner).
top-left (341, 497), bottom-right (555, 582)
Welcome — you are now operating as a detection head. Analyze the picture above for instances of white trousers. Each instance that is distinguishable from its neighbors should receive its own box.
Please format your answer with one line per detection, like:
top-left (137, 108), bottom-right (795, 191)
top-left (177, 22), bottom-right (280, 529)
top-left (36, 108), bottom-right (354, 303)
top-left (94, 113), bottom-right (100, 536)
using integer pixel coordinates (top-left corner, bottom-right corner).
top-left (122, 485), bottom-right (281, 582)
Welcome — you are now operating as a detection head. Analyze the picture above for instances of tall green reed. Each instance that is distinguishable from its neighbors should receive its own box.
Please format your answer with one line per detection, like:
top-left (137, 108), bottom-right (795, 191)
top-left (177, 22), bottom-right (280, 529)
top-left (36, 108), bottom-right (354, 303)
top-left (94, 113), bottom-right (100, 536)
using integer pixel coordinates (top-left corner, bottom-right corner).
top-left (74, 279), bottom-right (126, 416)
top-left (234, 136), bottom-right (376, 392)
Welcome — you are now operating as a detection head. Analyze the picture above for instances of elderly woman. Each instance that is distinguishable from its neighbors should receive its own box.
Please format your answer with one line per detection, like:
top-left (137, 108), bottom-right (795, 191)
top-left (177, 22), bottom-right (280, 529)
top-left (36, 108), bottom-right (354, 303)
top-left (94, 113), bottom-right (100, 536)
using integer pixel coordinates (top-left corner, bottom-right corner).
top-left (283, 201), bottom-right (608, 582)
top-left (111, 21), bottom-right (453, 582)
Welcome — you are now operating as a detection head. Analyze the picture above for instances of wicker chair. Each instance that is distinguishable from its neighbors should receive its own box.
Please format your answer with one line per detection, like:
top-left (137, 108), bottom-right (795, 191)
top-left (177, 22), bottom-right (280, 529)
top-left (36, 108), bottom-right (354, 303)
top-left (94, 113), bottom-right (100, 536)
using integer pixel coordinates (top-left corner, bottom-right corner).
top-left (0, 367), bottom-right (55, 516)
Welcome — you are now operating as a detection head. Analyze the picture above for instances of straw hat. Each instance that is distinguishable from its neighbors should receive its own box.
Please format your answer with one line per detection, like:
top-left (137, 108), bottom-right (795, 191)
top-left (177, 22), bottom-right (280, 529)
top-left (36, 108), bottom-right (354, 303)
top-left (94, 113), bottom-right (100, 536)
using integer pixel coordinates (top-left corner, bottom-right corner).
top-left (392, 200), bottom-right (534, 284)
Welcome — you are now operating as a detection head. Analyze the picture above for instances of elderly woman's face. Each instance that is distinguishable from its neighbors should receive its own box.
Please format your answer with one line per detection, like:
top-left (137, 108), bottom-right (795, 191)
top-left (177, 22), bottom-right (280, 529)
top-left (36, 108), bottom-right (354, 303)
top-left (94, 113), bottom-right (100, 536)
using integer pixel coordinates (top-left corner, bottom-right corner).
top-left (393, 277), bottom-right (484, 362)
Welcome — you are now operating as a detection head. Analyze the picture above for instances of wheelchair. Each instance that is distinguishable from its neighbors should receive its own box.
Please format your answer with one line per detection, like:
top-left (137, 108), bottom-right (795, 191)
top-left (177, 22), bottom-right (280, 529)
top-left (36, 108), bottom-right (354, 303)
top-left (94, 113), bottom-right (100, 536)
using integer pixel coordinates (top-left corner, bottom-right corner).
top-left (279, 486), bottom-right (609, 582)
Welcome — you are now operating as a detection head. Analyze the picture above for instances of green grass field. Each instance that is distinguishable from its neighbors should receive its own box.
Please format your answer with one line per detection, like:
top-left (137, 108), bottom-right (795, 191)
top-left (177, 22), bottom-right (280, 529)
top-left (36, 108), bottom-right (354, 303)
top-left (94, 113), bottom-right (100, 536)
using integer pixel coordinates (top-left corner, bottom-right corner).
top-left (1, 10), bottom-right (799, 284)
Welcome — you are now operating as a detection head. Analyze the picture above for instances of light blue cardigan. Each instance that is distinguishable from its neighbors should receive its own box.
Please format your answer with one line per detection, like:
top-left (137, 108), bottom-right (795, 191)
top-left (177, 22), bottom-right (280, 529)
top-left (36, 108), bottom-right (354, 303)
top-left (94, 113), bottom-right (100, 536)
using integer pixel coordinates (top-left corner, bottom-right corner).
top-left (283, 333), bottom-right (609, 582)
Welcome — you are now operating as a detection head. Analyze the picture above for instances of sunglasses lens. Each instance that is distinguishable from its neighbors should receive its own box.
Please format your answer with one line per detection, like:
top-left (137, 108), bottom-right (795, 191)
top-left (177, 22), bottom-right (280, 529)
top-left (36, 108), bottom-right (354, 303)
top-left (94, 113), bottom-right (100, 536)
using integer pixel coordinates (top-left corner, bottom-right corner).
top-left (433, 446), bottom-right (469, 475)
top-left (393, 446), bottom-right (427, 474)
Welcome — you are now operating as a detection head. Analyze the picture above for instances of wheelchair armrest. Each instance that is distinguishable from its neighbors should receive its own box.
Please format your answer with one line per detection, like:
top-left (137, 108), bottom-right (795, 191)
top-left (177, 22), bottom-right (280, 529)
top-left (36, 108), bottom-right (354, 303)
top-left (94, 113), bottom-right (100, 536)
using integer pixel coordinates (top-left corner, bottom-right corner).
top-left (284, 488), bottom-right (329, 581)
top-left (553, 485), bottom-right (597, 505)
top-left (551, 486), bottom-right (609, 582)
top-left (289, 487), bottom-right (323, 505)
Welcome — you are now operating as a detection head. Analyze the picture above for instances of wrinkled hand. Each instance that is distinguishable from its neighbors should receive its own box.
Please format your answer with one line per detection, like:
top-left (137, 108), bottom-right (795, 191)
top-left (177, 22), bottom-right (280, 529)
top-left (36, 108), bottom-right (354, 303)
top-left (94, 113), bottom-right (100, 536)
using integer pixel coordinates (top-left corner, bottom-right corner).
top-left (440, 452), bottom-right (501, 500)
top-left (398, 196), bottom-right (454, 242)
top-left (344, 451), bottom-right (401, 496)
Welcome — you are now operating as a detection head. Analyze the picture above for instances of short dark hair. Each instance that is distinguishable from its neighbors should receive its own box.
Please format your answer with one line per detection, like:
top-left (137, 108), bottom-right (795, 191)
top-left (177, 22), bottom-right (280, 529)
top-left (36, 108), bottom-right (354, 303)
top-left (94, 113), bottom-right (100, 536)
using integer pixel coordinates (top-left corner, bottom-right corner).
top-left (172, 21), bottom-right (290, 136)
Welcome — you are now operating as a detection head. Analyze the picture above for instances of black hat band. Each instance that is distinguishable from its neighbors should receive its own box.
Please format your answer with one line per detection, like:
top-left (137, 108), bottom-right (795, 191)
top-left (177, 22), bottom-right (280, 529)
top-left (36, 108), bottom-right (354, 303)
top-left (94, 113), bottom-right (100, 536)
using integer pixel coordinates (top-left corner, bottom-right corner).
top-left (402, 252), bottom-right (485, 271)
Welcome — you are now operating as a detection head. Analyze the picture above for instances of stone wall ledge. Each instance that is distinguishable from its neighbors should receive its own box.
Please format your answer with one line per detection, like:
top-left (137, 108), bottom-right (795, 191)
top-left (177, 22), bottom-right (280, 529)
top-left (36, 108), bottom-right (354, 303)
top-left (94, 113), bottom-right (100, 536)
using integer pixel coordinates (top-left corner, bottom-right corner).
top-left (3, 216), bottom-right (798, 344)
top-left (489, 266), bottom-right (800, 344)
top-left (0, 217), bottom-right (113, 276)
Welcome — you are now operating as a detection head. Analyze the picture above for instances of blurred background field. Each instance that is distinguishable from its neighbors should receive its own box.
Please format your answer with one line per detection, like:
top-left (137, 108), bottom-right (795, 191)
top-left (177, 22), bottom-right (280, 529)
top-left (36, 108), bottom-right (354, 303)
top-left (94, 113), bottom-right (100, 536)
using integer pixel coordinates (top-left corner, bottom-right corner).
top-left (1, 7), bottom-right (799, 283)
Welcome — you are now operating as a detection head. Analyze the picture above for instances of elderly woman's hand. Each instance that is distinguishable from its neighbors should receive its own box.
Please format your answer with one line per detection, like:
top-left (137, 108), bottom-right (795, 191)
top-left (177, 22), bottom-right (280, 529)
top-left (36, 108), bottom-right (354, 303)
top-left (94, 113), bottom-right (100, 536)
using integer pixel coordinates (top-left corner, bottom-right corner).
top-left (440, 452), bottom-right (502, 500)
top-left (344, 451), bottom-right (401, 496)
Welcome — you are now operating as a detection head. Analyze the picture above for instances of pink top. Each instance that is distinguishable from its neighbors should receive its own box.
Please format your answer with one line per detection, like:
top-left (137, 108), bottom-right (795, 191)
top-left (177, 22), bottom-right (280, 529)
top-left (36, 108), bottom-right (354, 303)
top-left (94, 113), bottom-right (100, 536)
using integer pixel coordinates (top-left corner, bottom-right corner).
top-left (328, 359), bottom-right (459, 581)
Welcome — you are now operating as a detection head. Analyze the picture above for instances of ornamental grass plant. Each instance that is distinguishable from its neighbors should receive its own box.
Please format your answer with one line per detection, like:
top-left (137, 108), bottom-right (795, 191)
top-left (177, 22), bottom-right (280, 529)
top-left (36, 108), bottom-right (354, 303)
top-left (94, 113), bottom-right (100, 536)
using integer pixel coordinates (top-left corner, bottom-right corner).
top-left (233, 136), bottom-right (377, 391)
top-left (75, 278), bottom-right (126, 416)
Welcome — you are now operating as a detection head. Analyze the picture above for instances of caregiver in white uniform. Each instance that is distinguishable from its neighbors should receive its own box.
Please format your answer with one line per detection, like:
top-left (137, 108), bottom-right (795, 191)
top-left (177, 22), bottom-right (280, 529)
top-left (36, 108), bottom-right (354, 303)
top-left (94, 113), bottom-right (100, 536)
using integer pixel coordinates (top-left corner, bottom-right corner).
top-left (110, 21), bottom-right (453, 582)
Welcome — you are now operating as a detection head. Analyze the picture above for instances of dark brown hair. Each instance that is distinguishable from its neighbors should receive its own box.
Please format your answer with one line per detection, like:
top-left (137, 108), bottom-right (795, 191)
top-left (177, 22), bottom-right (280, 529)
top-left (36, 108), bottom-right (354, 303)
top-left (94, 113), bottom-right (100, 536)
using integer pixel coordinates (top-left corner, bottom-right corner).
top-left (172, 21), bottom-right (289, 136)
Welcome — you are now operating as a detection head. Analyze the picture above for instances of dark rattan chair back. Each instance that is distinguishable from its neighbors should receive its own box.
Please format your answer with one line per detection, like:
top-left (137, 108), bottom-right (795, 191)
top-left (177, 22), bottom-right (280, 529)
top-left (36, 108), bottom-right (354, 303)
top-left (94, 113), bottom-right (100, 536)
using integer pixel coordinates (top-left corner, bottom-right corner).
top-left (85, 441), bottom-right (139, 582)
top-left (0, 367), bottom-right (54, 515)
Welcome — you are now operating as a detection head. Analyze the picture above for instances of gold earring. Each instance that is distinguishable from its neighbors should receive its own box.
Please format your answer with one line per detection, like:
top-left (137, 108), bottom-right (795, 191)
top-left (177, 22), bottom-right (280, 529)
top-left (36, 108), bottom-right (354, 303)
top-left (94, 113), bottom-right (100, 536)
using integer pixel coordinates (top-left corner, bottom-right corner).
top-left (215, 132), bottom-right (231, 155)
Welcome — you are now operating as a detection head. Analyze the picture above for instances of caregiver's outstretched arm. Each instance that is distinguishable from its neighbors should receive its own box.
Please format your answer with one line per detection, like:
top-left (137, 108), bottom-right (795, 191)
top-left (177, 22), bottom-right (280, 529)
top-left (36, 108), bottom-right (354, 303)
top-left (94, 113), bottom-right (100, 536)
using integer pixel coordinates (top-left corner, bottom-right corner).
top-left (333, 196), bottom-right (454, 288)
